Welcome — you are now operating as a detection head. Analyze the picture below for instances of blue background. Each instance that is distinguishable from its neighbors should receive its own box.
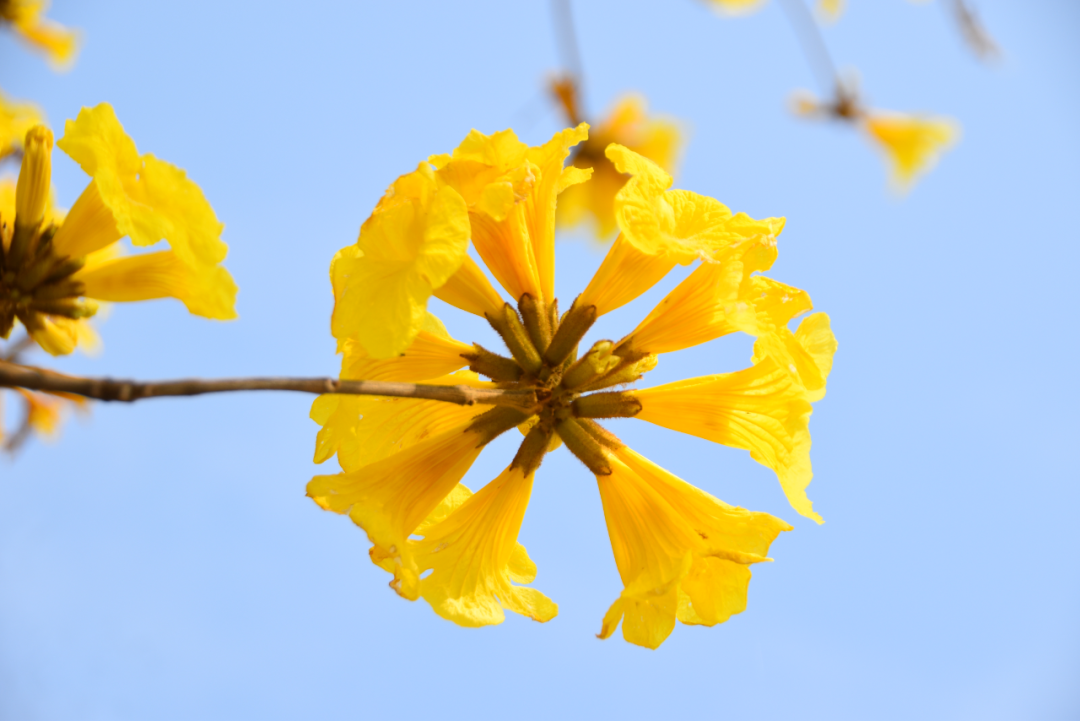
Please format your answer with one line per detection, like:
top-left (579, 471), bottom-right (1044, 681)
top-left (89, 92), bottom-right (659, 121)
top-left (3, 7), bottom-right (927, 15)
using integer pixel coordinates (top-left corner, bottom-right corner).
top-left (2, 1), bottom-right (1078, 719)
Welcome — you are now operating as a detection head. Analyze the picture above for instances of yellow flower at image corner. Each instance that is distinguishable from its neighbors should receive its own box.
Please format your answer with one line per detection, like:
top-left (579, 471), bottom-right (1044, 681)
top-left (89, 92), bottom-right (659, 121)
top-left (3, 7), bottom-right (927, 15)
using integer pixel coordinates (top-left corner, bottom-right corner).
top-left (864, 113), bottom-right (959, 192)
top-left (0, 88), bottom-right (44, 162)
top-left (0, 103), bottom-right (237, 356)
top-left (0, 0), bottom-right (79, 69)
top-left (310, 132), bottom-right (837, 649)
top-left (556, 94), bottom-right (683, 243)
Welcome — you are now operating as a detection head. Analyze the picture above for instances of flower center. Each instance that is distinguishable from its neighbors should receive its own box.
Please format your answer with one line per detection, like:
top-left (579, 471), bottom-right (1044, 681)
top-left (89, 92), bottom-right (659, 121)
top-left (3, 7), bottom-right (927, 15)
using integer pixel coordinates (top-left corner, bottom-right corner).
top-left (0, 217), bottom-right (95, 339)
top-left (462, 293), bottom-right (648, 477)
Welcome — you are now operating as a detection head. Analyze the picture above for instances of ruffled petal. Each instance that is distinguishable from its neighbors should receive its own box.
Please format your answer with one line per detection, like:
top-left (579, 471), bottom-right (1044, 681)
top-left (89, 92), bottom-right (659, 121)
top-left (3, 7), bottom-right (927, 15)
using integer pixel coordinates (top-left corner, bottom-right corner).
top-left (596, 448), bottom-right (790, 648)
top-left (408, 466), bottom-right (557, 627)
top-left (752, 312), bottom-right (837, 403)
top-left (330, 164), bottom-right (470, 357)
top-left (307, 425), bottom-right (484, 599)
top-left (57, 104), bottom-right (230, 270)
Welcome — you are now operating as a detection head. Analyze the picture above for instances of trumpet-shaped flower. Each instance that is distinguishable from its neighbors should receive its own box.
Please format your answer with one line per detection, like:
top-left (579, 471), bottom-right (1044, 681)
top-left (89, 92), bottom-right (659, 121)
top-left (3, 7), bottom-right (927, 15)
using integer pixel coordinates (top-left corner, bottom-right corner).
top-left (0, 103), bottom-right (237, 355)
top-left (0, 88), bottom-right (43, 162)
top-left (555, 95), bottom-right (683, 242)
top-left (312, 132), bottom-right (835, 648)
top-left (0, 0), bottom-right (79, 69)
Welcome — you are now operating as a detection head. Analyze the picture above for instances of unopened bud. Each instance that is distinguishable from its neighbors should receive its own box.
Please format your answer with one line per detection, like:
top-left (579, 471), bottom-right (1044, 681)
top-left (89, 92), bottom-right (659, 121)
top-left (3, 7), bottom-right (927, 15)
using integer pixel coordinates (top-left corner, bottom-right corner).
top-left (467, 406), bottom-right (533, 447)
top-left (572, 391), bottom-right (641, 419)
top-left (561, 340), bottom-right (620, 390)
top-left (544, 298), bottom-right (596, 368)
top-left (16, 126), bottom-right (53, 229)
top-left (518, 293), bottom-right (552, 353)
top-left (555, 417), bottom-right (613, 475)
top-left (497, 303), bottom-right (542, 375)
top-left (462, 344), bottom-right (523, 383)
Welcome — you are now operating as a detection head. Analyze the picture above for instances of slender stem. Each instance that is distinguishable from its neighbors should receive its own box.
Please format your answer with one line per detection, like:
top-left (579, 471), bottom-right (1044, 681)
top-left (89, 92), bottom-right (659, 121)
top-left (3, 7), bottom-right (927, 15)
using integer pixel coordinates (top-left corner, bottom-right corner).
top-left (0, 364), bottom-right (538, 411)
top-left (777, 0), bottom-right (840, 96)
top-left (551, 0), bottom-right (584, 84)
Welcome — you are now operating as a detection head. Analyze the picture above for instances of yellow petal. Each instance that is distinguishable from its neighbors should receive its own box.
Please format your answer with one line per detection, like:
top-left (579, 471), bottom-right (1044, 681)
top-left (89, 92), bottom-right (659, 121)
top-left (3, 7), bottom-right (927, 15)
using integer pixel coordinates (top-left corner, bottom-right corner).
top-left (616, 449), bottom-right (792, 624)
top-left (330, 164), bottom-right (470, 357)
top-left (56, 103), bottom-right (231, 269)
top-left (14, 388), bottom-right (62, 437)
top-left (605, 142), bottom-right (783, 269)
top-left (410, 466), bottom-right (557, 627)
top-left (431, 254), bottom-right (505, 319)
top-left (2, 1), bottom-right (80, 69)
top-left (307, 425), bottom-right (483, 599)
top-left (311, 370), bottom-right (491, 472)
top-left (338, 313), bottom-right (472, 382)
top-left (26, 314), bottom-right (77, 355)
top-left (752, 312), bottom-right (837, 402)
top-left (577, 234), bottom-right (680, 317)
top-left (75, 250), bottom-right (238, 320)
top-left (0, 88), bottom-right (45, 162)
top-left (436, 125), bottom-right (588, 303)
top-left (864, 113), bottom-right (959, 191)
top-left (50, 180), bottom-right (123, 258)
top-left (525, 123), bottom-right (589, 300)
top-left (635, 357), bottom-right (821, 523)
top-left (596, 449), bottom-right (790, 647)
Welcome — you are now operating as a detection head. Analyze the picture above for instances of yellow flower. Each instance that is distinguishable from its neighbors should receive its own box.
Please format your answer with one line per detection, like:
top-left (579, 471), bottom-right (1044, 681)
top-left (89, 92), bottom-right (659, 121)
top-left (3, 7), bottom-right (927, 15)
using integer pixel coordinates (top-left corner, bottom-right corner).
top-left (312, 133), bottom-right (835, 648)
top-left (0, 103), bottom-right (237, 355)
top-left (555, 95), bottom-right (683, 242)
top-left (817, 0), bottom-right (846, 22)
top-left (0, 88), bottom-right (44, 163)
top-left (0, 0), bottom-right (79, 69)
top-left (864, 113), bottom-right (959, 191)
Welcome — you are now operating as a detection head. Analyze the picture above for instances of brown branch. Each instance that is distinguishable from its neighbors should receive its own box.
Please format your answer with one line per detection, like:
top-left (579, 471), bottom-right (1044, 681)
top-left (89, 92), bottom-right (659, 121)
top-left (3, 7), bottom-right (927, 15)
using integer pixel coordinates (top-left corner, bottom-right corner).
top-left (0, 364), bottom-right (538, 411)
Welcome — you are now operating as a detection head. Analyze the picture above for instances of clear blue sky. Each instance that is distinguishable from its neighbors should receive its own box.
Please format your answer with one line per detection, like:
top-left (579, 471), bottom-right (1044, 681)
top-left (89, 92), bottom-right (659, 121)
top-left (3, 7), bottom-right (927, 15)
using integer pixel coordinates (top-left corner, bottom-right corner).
top-left (2, 1), bottom-right (1078, 719)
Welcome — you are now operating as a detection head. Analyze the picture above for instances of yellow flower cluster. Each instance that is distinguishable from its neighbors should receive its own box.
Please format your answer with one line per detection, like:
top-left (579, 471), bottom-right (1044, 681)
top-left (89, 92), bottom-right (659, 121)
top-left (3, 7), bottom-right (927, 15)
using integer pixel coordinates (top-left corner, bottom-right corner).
top-left (312, 124), bottom-right (835, 648)
top-left (0, 104), bottom-right (237, 355)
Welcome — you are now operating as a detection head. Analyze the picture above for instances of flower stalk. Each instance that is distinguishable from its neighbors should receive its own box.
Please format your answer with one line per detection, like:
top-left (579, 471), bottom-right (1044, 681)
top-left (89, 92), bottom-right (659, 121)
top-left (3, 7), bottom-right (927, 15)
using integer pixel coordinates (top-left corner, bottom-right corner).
top-left (0, 363), bottom-right (539, 409)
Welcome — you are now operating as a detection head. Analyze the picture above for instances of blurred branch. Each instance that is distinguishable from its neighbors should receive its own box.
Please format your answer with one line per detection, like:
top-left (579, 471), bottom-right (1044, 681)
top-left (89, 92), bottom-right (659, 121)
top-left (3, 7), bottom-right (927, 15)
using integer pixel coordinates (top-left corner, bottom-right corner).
top-left (0, 363), bottom-right (539, 410)
top-left (950, 0), bottom-right (1000, 61)
top-left (550, 0), bottom-right (586, 125)
top-left (777, 0), bottom-right (841, 97)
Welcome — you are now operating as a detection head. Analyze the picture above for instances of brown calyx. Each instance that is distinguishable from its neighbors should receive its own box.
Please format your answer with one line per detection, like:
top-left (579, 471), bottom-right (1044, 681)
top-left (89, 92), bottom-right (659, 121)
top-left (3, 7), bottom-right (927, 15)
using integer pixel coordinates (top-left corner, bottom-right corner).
top-left (462, 292), bottom-right (645, 478)
top-left (0, 214), bottom-right (94, 339)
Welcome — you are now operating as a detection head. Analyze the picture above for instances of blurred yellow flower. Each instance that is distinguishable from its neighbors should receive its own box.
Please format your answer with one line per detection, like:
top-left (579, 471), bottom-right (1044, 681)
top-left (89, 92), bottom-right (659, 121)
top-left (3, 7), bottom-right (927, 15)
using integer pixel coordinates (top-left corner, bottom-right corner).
top-left (704, 0), bottom-right (767, 16)
top-left (864, 113), bottom-right (959, 191)
top-left (312, 131), bottom-right (835, 648)
top-left (0, 103), bottom-right (237, 356)
top-left (792, 88), bottom-right (959, 191)
top-left (0, 0), bottom-right (79, 69)
top-left (0, 88), bottom-right (44, 163)
top-left (556, 94), bottom-right (683, 242)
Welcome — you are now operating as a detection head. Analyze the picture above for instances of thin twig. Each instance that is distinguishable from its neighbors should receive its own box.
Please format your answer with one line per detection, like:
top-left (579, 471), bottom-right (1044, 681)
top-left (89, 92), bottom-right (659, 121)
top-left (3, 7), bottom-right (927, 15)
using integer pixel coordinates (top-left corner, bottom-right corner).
top-left (551, 0), bottom-right (584, 84)
top-left (777, 0), bottom-right (841, 96)
top-left (0, 364), bottom-right (538, 411)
